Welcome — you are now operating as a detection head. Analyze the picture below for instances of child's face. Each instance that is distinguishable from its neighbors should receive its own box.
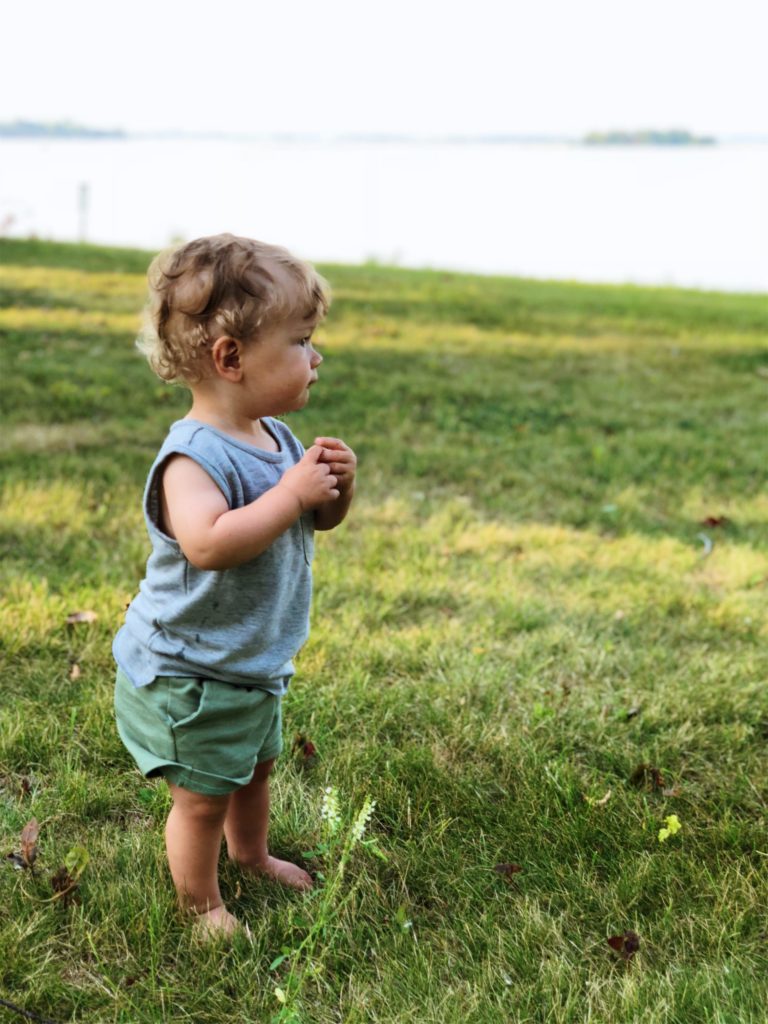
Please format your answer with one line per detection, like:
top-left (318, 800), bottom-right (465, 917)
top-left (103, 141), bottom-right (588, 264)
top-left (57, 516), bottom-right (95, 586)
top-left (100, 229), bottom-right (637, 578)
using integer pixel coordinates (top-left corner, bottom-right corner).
top-left (237, 311), bottom-right (323, 418)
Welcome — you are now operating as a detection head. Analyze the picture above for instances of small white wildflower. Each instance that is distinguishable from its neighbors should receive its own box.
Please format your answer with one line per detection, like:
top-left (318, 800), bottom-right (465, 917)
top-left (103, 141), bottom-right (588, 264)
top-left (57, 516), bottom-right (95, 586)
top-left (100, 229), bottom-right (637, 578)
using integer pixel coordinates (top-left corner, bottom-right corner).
top-left (321, 786), bottom-right (341, 832)
top-left (350, 797), bottom-right (376, 846)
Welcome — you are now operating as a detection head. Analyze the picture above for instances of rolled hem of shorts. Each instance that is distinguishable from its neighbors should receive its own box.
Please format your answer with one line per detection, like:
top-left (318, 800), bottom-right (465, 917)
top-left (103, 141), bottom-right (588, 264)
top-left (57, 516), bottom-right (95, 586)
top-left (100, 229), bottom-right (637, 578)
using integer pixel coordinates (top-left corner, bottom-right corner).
top-left (256, 744), bottom-right (282, 765)
top-left (159, 764), bottom-right (254, 796)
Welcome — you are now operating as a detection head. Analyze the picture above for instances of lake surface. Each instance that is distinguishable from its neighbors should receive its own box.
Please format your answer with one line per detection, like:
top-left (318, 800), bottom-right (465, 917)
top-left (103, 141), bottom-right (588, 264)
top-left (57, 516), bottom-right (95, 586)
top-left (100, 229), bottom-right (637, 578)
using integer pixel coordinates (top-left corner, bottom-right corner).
top-left (1, 139), bottom-right (767, 292)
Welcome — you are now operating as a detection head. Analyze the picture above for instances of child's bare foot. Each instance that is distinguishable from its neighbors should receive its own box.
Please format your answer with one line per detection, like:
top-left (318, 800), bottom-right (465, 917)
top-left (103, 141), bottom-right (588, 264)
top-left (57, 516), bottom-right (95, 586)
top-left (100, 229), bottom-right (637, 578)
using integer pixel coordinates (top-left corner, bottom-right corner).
top-left (191, 904), bottom-right (252, 942)
top-left (237, 855), bottom-right (313, 891)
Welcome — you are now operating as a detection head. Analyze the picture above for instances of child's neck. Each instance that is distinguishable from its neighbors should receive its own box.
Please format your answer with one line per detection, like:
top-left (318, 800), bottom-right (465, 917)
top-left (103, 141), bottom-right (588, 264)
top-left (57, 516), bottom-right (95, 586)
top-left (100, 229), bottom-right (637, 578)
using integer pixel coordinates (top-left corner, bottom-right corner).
top-left (185, 395), bottom-right (278, 452)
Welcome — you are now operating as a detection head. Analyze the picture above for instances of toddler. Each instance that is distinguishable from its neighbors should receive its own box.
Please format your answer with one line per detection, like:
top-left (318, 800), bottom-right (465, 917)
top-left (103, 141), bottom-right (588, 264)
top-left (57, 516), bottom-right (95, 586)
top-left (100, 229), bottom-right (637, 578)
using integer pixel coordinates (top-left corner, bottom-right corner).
top-left (113, 233), bottom-right (356, 939)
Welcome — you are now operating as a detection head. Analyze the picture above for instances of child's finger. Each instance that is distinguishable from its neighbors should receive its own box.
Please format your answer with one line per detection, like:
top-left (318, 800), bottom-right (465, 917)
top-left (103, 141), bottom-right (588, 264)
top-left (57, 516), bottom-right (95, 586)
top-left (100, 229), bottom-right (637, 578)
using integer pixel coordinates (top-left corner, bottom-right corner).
top-left (323, 453), bottom-right (352, 467)
top-left (314, 436), bottom-right (346, 450)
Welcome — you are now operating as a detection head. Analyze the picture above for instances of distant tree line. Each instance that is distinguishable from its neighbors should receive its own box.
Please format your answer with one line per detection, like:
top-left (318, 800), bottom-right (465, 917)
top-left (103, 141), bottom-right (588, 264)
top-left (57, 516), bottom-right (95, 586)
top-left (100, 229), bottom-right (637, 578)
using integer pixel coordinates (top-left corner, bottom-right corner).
top-left (0, 120), bottom-right (125, 139)
top-left (583, 130), bottom-right (716, 146)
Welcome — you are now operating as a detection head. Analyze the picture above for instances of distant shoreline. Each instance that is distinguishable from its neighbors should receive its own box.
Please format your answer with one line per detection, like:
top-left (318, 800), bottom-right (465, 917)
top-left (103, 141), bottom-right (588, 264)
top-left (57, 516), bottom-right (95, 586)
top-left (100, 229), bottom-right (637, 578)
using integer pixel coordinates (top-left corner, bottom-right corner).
top-left (583, 130), bottom-right (716, 146)
top-left (0, 121), bottom-right (125, 139)
top-left (2, 121), bottom-right (767, 146)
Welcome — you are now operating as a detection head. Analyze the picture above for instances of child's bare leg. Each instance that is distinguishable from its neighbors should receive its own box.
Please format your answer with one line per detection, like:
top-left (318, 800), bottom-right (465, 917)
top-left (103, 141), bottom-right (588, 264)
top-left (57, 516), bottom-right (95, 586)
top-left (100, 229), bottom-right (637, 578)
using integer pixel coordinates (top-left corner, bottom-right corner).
top-left (224, 758), bottom-right (313, 891)
top-left (165, 782), bottom-right (246, 936)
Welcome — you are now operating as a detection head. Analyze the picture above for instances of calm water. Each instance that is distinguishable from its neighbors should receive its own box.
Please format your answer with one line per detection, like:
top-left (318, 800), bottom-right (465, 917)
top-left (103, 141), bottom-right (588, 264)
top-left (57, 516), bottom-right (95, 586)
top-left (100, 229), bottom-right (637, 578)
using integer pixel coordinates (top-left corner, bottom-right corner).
top-left (1, 139), bottom-right (767, 292)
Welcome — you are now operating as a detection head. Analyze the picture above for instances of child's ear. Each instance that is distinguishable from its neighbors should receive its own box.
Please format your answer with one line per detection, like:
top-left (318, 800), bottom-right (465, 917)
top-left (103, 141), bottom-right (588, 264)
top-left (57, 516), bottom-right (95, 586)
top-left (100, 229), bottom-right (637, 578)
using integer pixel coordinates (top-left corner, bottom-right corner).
top-left (210, 336), bottom-right (243, 379)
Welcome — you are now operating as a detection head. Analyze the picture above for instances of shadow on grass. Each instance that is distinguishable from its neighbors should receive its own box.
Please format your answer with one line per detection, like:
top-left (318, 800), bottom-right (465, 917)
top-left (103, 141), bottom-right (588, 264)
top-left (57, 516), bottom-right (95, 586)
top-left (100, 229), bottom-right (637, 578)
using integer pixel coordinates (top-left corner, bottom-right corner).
top-left (1, 324), bottom-right (766, 548)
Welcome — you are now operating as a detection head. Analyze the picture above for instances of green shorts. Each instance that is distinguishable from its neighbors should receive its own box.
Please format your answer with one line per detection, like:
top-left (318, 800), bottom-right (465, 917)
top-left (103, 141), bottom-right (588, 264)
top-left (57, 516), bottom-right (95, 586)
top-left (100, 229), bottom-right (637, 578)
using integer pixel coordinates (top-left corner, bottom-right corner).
top-left (114, 667), bottom-right (284, 796)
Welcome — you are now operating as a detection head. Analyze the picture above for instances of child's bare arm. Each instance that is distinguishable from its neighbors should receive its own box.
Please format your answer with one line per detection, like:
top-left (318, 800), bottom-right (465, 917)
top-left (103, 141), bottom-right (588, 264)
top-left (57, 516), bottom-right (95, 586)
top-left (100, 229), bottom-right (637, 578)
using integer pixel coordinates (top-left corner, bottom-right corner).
top-left (162, 447), bottom-right (339, 570)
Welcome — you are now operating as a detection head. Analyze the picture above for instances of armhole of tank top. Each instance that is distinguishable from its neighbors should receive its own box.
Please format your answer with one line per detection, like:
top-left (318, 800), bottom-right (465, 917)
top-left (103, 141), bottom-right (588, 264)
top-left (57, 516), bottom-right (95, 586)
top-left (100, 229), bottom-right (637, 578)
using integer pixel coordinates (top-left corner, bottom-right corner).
top-left (145, 456), bottom-right (177, 545)
top-left (145, 446), bottom-right (231, 546)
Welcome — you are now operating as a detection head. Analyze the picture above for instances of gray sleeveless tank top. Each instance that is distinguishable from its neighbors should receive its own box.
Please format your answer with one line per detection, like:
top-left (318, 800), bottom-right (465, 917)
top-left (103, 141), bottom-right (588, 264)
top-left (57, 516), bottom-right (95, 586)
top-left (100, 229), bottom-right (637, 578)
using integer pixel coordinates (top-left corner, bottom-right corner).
top-left (113, 417), bottom-right (313, 694)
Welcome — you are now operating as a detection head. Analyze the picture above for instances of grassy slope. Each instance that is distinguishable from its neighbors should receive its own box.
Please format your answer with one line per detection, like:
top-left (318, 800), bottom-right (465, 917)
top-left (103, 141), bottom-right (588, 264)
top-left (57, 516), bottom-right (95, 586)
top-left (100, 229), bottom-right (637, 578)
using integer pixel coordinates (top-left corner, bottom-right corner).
top-left (0, 238), bottom-right (767, 1023)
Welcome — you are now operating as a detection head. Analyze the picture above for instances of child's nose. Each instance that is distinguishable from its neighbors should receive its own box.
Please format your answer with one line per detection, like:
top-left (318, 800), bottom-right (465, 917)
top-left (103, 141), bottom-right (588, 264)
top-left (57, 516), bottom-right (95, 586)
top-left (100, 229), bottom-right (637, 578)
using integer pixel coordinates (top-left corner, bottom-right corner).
top-left (310, 346), bottom-right (323, 367)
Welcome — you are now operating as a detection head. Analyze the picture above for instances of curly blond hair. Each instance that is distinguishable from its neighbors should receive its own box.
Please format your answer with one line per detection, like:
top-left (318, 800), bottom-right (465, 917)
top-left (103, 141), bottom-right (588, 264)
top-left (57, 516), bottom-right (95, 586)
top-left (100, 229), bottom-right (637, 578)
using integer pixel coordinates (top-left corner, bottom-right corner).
top-left (137, 233), bottom-right (330, 383)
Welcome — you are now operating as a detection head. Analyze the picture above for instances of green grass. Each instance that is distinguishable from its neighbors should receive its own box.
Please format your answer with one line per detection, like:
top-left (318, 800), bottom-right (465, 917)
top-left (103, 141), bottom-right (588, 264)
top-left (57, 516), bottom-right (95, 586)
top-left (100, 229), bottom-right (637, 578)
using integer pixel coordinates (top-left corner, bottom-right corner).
top-left (1, 237), bottom-right (767, 1023)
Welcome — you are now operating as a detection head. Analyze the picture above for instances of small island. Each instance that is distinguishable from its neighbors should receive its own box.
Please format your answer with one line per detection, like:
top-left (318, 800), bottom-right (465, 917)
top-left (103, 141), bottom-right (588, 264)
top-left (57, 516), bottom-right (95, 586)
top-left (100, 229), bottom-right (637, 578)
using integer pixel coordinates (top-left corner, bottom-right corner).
top-left (0, 120), bottom-right (125, 139)
top-left (583, 129), bottom-right (716, 146)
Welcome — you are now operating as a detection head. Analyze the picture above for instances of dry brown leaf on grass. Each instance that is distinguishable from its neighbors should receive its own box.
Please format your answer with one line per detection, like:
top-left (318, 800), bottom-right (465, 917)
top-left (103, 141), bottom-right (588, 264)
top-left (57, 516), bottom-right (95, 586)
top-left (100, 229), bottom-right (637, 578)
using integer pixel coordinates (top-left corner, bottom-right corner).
top-left (65, 610), bottom-right (98, 625)
top-left (6, 819), bottom-right (90, 908)
top-left (50, 847), bottom-right (90, 906)
top-left (493, 862), bottom-right (523, 882)
top-left (292, 733), bottom-right (318, 768)
top-left (21, 819), bottom-right (39, 869)
top-left (69, 663), bottom-right (82, 681)
top-left (629, 764), bottom-right (666, 792)
top-left (0, 775), bottom-right (33, 799)
top-left (700, 515), bottom-right (729, 528)
top-left (628, 764), bottom-right (683, 798)
top-left (607, 930), bottom-right (640, 962)
top-left (6, 818), bottom-right (39, 872)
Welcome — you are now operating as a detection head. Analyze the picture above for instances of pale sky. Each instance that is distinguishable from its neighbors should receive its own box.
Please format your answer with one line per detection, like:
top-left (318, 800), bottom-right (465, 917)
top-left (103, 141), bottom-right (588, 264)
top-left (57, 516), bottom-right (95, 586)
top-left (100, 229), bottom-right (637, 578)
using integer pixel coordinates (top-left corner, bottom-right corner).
top-left (4, 0), bottom-right (768, 138)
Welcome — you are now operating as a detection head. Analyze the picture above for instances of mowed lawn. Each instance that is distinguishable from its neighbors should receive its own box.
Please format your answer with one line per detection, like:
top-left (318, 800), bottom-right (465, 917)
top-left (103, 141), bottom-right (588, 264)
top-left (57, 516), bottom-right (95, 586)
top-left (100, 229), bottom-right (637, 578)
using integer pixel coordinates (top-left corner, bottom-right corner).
top-left (0, 238), bottom-right (767, 1024)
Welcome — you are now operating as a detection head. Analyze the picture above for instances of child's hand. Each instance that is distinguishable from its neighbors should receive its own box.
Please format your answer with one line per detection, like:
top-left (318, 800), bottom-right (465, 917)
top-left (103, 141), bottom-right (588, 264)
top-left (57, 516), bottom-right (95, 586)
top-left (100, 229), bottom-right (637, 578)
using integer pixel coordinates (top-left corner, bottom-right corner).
top-left (279, 446), bottom-right (340, 512)
top-left (314, 437), bottom-right (357, 495)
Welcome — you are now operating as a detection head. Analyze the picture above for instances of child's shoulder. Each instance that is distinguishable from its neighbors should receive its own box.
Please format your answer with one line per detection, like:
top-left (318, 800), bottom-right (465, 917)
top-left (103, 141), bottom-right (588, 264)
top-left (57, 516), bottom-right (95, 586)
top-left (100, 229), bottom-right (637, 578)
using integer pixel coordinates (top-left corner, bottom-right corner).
top-left (152, 419), bottom-right (216, 461)
top-left (155, 417), bottom-right (305, 462)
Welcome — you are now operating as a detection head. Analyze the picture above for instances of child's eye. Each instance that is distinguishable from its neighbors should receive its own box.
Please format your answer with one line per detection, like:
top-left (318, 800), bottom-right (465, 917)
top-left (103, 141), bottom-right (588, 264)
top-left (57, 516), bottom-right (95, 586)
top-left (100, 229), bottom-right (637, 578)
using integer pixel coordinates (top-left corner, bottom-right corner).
top-left (298, 336), bottom-right (311, 346)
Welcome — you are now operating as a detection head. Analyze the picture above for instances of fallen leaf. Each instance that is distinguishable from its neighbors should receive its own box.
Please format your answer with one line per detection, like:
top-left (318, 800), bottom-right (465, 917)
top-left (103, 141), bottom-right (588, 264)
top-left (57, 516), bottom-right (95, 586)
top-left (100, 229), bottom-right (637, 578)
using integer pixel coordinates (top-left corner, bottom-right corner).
top-left (662, 786), bottom-right (682, 798)
top-left (21, 819), bottom-right (39, 869)
top-left (701, 515), bottom-right (729, 528)
top-left (51, 866), bottom-right (79, 906)
top-left (292, 733), bottom-right (318, 768)
top-left (66, 611), bottom-right (98, 625)
top-left (50, 846), bottom-right (90, 906)
top-left (629, 764), bottom-right (666, 791)
top-left (493, 862), bottom-right (522, 880)
top-left (64, 845), bottom-right (89, 881)
top-left (607, 930), bottom-right (640, 961)
top-left (2, 775), bottom-right (34, 798)
top-left (69, 663), bottom-right (82, 681)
